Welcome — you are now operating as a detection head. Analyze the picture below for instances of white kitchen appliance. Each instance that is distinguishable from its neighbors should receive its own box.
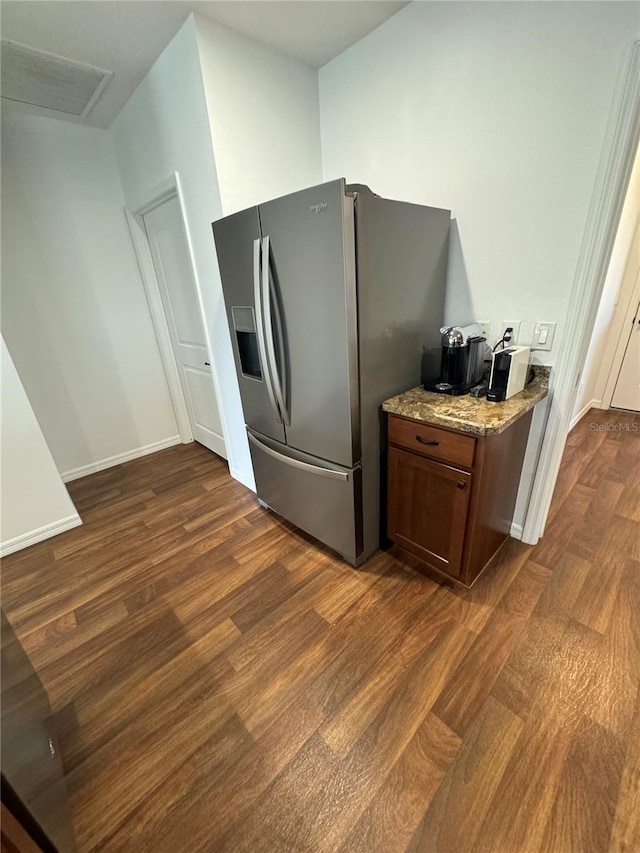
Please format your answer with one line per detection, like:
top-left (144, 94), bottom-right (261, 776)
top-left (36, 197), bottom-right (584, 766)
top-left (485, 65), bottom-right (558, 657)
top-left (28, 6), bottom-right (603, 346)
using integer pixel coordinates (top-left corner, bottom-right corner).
top-left (487, 346), bottom-right (531, 402)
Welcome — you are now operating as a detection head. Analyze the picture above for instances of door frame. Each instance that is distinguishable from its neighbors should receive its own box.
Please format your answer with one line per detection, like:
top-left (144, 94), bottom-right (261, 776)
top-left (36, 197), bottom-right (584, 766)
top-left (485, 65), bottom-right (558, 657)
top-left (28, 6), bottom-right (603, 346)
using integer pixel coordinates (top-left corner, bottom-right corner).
top-left (522, 39), bottom-right (640, 544)
top-left (602, 250), bottom-right (640, 410)
top-left (125, 172), bottom-right (226, 454)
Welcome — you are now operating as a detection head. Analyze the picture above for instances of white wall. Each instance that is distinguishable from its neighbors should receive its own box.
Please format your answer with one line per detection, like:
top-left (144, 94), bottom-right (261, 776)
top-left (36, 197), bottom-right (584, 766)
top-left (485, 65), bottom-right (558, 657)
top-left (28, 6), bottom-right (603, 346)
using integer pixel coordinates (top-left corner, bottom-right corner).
top-left (195, 16), bottom-right (322, 215)
top-left (319, 1), bottom-right (640, 364)
top-left (1, 338), bottom-right (81, 556)
top-left (1, 108), bottom-right (180, 480)
top-left (319, 1), bottom-right (638, 534)
top-left (112, 14), bottom-right (324, 489)
top-left (572, 142), bottom-right (640, 423)
top-left (111, 15), bottom-right (253, 488)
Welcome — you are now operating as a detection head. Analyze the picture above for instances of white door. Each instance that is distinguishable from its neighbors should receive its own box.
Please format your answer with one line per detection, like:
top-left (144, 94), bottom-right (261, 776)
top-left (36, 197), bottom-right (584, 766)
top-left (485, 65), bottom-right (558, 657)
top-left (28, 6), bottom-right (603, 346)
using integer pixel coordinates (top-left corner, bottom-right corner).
top-left (143, 197), bottom-right (226, 457)
top-left (611, 299), bottom-right (640, 412)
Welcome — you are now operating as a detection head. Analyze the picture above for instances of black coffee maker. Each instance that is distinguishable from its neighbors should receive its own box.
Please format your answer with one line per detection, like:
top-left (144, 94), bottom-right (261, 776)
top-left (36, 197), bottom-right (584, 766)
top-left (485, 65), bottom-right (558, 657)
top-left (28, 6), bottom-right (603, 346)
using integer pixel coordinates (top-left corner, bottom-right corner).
top-left (422, 326), bottom-right (488, 395)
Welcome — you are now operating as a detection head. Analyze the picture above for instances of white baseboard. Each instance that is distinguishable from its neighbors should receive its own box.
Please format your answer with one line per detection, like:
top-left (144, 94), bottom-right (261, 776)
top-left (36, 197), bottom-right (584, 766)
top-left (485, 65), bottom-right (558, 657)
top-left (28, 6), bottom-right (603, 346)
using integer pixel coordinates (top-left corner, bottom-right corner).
top-left (510, 522), bottom-right (523, 540)
top-left (61, 436), bottom-right (182, 482)
top-left (0, 514), bottom-right (83, 557)
top-left (230, 465), bottom-right (256, 492)
top-left (569, 399), bottom-right (599, 432)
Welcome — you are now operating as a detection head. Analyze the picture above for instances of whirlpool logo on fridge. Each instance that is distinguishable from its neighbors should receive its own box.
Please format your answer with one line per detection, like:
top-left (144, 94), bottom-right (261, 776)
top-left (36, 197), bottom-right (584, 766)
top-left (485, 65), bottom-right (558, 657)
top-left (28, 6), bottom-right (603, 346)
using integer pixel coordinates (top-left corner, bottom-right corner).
top-left (309, 202), bottom-right (328, 215)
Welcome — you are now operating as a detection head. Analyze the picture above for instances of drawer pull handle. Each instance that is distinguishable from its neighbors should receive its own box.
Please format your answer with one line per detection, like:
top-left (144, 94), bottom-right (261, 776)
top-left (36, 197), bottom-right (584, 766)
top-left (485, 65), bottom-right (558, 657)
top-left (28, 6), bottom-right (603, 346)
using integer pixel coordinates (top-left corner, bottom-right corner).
top-left (457, 480), bottom-right (466, 489)
top-left (416, 437), bottom-right (439, 446)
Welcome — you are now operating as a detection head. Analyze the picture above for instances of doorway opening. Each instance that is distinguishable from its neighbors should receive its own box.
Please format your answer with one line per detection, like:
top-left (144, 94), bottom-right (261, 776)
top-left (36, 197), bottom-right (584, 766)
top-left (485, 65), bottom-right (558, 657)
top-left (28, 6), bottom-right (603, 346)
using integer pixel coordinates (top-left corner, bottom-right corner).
top-left (571, 139), bottom-right (640, 428)
top-left (126, 175), bottom-right (226, 460)
top-left (522, 40), bottom-right (640, 545)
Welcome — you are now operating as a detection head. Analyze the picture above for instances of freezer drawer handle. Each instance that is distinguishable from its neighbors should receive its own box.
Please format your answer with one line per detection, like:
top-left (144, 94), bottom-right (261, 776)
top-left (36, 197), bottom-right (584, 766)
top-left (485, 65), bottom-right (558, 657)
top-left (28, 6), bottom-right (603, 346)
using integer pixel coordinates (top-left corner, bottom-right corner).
top-left (248, 432), bottom-right (350, 482)
top-left (253, 237), bottom-right (282, 424)
top-left (261, 235), bottom-right (290, 425)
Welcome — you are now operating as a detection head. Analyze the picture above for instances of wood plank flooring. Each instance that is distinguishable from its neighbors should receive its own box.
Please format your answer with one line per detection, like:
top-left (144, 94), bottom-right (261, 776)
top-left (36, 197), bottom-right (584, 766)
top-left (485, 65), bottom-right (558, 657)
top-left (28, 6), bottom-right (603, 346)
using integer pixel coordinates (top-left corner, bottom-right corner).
top-left (2, 408), bottom-right (639, 852)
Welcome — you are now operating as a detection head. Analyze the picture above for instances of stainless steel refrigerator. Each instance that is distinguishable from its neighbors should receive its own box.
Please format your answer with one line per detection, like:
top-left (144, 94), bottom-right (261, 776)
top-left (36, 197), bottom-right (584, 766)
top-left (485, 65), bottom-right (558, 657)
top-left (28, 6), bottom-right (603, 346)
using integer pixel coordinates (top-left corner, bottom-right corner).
top-left (213, 179), bottom-right (450, 566)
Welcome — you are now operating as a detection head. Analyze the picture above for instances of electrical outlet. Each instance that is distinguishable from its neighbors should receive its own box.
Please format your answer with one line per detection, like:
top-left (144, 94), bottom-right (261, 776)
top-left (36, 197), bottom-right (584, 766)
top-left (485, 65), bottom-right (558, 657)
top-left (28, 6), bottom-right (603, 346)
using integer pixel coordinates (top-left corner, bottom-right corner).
top-left (501, 321), bottom-right (521, 345)
top-left (477, 321), bottom-right (491, 340)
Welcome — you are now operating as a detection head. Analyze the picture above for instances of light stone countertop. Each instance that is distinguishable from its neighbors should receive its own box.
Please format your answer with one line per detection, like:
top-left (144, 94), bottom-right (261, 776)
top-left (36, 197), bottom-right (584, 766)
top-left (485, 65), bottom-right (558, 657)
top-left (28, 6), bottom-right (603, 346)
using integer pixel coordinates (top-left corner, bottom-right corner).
top-left (382, 366), bottom-right (551, 436)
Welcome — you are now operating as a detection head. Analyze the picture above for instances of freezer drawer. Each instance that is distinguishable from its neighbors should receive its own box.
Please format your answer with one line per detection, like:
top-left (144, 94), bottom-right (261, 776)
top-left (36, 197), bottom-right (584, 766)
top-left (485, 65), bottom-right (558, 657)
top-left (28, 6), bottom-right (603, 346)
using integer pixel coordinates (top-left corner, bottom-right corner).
top-left (247, 430), bottom-right (363, 564)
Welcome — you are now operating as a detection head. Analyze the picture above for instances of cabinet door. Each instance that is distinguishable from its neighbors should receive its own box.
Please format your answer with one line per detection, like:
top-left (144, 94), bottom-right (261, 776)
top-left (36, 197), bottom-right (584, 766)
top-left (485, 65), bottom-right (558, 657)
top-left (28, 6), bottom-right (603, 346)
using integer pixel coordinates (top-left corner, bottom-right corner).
top-left (388, 447), bottom-right (472, 578)
top-left (1, 611), bottom-right (76, 851)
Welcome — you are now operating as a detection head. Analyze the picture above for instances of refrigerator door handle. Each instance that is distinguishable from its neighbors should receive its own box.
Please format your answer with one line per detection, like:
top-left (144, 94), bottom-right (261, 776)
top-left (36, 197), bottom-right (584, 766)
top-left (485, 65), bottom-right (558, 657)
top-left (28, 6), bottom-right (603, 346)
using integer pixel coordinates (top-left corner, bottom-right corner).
top-left (253, 237), bottom-right (281, 424)
top-left (261, 235), bottom-right (290, 425)
top-left (248, 431), bottom-right (350, 482)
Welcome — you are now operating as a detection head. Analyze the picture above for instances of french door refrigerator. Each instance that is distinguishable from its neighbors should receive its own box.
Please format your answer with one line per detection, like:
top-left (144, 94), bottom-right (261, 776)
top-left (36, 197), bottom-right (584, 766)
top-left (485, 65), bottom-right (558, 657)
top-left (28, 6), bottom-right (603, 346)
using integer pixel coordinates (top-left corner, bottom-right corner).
top-left (213, 179), bottom-right (450, 566)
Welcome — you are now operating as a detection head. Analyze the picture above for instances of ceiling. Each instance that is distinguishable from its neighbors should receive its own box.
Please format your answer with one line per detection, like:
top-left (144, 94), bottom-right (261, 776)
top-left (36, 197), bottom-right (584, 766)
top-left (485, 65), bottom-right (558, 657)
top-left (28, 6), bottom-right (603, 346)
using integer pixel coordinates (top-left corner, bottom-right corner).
top-left (0, 1), bottom-right (407, 128)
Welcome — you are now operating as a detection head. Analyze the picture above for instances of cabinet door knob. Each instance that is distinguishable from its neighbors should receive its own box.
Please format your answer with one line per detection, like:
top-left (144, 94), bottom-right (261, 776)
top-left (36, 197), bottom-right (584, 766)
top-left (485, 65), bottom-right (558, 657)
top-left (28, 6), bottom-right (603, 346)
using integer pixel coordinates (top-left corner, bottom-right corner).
top-left (416, 436), bottom-right (439, 446)
top-left (457, 480), bottom-right (466, 489)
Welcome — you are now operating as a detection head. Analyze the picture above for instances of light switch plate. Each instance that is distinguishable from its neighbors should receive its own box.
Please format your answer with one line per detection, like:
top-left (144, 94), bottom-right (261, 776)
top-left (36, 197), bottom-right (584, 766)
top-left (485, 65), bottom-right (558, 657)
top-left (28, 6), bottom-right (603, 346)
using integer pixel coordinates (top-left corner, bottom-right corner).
top-left (532, 322), bottom-right (556, 351)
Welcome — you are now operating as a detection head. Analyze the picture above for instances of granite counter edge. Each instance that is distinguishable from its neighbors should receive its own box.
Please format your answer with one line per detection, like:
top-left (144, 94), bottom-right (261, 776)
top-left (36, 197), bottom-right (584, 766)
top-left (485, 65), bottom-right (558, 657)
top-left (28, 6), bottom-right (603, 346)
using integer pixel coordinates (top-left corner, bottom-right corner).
top-left (382, 381), bottom-right (549, 437)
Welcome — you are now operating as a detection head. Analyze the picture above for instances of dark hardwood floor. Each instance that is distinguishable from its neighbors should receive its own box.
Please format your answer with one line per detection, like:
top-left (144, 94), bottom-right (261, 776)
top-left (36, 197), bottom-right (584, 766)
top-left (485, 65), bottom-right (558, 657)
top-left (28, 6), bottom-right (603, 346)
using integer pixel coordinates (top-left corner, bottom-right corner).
top-left (2, 408), bottom-right (639, 852)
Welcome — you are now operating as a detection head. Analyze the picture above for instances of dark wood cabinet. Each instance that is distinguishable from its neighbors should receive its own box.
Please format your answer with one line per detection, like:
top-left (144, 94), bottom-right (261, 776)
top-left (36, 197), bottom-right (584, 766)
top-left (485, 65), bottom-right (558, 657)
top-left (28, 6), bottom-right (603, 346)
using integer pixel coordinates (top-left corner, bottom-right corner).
top-left (387, 409), bottom-right (533, 587)
top-left (388, 448), bottom-right (471, 577)
top-left (1, 612), bottom-right (77, 852)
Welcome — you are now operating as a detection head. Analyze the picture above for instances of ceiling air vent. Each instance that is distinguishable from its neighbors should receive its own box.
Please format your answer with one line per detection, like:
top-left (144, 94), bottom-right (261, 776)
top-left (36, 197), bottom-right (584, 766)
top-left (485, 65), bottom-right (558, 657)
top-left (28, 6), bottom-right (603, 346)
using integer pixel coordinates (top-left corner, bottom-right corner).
top-left (0, 40), bottom-right (112, 118)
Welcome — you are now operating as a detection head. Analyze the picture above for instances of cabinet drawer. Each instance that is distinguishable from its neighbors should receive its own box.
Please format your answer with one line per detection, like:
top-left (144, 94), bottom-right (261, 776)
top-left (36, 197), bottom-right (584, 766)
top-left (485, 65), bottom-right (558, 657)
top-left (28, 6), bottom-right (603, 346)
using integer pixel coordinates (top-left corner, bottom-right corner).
top-left (388, 415), bottom-right (476, 469)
